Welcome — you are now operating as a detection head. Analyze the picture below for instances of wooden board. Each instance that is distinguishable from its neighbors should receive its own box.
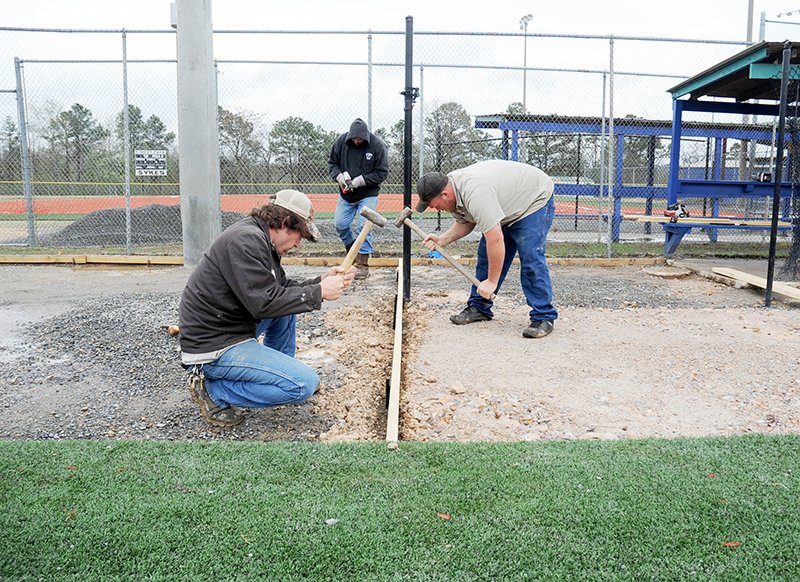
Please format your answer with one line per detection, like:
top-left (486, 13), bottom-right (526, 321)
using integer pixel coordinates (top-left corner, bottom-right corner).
top-left (712, 267), bottom-right (800, 301)
top-left (0, 254), bottom-right (664, 268)
top-left (385, 261), bottom-right (404, 450)
top-left (621, 214), bottom-right (780, 227)
top-left (0, 254), bottom-right (184, 266)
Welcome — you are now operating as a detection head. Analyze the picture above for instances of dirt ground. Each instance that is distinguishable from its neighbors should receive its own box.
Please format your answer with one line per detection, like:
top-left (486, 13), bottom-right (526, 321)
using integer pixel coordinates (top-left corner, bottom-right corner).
top-left (399, 260), bottom-right (800, 442)
top-left (1, 259), bottom-right (798, 443)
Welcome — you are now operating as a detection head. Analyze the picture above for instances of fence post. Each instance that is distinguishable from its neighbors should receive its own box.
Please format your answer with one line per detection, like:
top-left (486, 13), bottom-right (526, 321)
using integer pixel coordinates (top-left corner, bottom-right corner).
top-left (401, 16), bottom-right (418, 301)
top-left (598, 71), bottom-right (607, 244)
top-left (605, 36), bottom-right (615, 257)
top-left (367, 32), bottom-right (373, 131)
top-left (418, 64), bottom-right (424, 179)
top-left (765, 41), bottom-right (792, 307)
top-left (14, 57), bottom-right (36, 247)
top-left (122, 30), bottom-right (133, 255)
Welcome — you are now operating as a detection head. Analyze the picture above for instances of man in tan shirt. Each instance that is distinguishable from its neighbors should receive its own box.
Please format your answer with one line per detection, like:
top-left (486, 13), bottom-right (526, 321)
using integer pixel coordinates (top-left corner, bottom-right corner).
top-left (416, 160), bottom-right (558, 339)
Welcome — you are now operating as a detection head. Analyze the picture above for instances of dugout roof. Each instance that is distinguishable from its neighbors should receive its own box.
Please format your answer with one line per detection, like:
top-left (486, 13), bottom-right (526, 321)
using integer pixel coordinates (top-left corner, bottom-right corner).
top-left (667, 40), bottom-right (800, 102)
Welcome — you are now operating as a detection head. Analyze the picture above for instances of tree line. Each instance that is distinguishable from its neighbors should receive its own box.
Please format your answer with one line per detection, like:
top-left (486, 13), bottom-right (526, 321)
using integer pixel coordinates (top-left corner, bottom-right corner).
top-left (0, 101), bottom-right (665, 192)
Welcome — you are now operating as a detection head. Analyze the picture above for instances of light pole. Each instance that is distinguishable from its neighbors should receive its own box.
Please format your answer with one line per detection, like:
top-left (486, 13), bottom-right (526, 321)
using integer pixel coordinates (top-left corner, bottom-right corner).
top-left (519, 14), bottom-right (532, 162)
top-left (519, 14), bottom-right (532, 112)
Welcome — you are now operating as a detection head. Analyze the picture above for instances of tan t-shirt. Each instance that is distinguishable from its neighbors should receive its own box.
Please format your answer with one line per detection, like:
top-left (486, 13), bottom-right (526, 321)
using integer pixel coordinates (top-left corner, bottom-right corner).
top-left (448, 160), bottom-right (554, 232)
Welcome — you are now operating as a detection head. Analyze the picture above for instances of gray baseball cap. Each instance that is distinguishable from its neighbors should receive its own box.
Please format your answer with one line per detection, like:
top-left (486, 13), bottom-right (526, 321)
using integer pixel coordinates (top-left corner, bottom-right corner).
top-left (415, 172), bottom-right (449, 212)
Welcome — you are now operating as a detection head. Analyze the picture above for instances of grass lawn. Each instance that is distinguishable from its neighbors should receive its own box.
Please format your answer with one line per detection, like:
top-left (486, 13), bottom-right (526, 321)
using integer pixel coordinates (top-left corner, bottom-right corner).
top-left (1, 435), bottom-right (798, 581)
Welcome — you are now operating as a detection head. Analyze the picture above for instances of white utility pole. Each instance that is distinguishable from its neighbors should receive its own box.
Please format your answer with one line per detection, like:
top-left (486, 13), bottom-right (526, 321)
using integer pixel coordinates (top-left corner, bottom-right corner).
top-left (176, 0), bottom-right (222, 267)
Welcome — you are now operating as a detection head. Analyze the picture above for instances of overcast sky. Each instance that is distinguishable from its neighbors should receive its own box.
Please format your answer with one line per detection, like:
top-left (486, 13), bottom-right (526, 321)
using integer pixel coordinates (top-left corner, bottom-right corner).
top-left (3, 0), bottom-right (800, 41)
top-left (4, 0), bottom-right (800, 140)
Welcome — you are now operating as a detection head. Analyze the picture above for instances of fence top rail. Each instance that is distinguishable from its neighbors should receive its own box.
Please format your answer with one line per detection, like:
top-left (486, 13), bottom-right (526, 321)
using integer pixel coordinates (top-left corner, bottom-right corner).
top-left (0, 26), bottom-right (748, 46)
top-left (15, 58), bottom-right (688, 80)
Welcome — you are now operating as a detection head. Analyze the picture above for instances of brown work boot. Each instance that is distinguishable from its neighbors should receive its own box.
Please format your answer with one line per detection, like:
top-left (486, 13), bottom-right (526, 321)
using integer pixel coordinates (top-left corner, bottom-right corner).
top-left (354, 253), bottom-right (370, 280)
top-left (187, 371), bottom-right (243, 427)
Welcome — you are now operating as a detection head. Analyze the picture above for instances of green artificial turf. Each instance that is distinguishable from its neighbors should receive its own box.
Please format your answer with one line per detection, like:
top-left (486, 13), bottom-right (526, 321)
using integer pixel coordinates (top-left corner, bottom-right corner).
top-left (1, 435), bottom-right (798, 581)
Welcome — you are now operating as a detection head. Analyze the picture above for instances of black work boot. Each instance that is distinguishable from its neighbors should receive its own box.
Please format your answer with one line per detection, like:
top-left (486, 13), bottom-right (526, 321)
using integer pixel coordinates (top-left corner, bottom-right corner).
top-left (522, 320), bottom-right (554, 339)
top-left (449, 305), bottom-right (491, 325)
top-left (187, 371), bottom-right (243, 427)
top-left (354, 253), bottom-right (370, 280)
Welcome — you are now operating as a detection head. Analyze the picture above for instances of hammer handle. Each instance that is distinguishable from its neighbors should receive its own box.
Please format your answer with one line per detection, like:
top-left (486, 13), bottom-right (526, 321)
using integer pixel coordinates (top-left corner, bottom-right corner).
top-left (403, 218), bottom-right (496, 300)
top-left (341, 222), bottom-right (373, 271)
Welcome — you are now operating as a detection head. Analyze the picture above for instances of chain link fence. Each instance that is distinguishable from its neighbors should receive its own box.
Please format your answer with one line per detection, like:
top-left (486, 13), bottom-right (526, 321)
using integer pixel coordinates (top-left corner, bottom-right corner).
top-left (0, 24), bottom-right (796, 258)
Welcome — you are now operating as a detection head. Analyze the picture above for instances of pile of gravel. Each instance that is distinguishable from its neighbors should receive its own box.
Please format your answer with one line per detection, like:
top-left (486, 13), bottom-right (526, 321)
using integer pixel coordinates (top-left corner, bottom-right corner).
top-left (38, 203), bottom-right (458, 248)
top-left (41, 204), bottom-right (246, 247)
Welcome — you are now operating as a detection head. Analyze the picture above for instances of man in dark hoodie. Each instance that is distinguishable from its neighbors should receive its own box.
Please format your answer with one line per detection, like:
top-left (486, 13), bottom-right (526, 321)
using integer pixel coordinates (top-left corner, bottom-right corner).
top-left (328, 118), bottom-right (389, 279)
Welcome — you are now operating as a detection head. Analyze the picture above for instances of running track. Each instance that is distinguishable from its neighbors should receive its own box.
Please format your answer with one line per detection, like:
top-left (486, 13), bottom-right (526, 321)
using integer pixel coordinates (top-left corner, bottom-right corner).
top-left (0, 194), bottom-right (618, 216)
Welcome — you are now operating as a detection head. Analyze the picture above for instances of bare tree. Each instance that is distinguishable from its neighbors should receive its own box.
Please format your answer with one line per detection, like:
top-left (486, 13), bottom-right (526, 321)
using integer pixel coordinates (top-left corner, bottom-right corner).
top-left (424, 102), bottom-right (492, 173)
top-left (217, 107), bottom-right (265, 184)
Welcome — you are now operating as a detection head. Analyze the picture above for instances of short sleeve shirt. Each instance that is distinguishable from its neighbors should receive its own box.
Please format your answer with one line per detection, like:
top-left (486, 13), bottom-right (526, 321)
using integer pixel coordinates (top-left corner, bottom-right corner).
top-left (448, 160), bottom-right (554, 232)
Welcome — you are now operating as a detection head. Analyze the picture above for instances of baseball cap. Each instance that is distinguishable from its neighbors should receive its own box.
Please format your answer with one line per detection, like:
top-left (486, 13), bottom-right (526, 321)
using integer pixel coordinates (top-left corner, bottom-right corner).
top-left (272, 189), bottom-right (321, 241)
top-left (415, 172), bottom-right (449, 212)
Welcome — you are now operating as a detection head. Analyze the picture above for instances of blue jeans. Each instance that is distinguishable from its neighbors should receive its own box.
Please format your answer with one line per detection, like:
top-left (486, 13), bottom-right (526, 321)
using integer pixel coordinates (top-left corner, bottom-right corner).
top-left (468, 197), bottom-right (558, 323)
top-left (334, 195), bottom-right (379, 254)
top-left (199, 315), bottom-right (319, 408)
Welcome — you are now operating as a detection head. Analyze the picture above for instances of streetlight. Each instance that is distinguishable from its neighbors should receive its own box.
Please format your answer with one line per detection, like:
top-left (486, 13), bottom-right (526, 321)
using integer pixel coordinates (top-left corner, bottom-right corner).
top-left (518, 14), bottom-right (532, 162)
top-left (519, 14), bottom-right (533, 112)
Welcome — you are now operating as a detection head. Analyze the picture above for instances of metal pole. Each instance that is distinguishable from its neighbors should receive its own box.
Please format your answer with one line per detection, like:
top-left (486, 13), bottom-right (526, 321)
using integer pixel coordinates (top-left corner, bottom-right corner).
top-left (739, 0), bottom-right (755, 182)
top-left (367, 32), bottom-right (373, 131)
top-left (574, 134), bottom-right (581, 230)
top-left (402, 16), bottom-right (418, 302)
top-left (519, 14), bottom-right (532, 111)
top-left (598, 71), bottom-right (607, 244)
top-left (418, 64), bottom-right (424, 179)
top-left (522, 30), bottom-right (528, 110)
top-left (520, 29), bottom-right (527, 162)
top-left (176, 0), bottom-right (222, 267)
top-left (122, 31), bottom-right (133, 255)
top-left (765, 41), bottom-right (791, 308)
top-left (519, 14), bottom-right (532, 163)
top-left (606, 36), bottom-right (615, 258)
top-left (14, 57), bottom-right (36, 247)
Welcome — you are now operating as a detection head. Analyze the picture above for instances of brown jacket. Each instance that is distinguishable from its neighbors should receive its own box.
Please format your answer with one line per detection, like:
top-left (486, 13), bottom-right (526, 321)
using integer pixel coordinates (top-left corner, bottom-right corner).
top-left (179, 216), bottom-right (321, 355)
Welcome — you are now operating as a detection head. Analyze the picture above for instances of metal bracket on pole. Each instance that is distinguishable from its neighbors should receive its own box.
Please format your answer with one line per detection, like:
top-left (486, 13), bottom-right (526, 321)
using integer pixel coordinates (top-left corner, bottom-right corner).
top-left (401, 87), bottom-right (419, 102)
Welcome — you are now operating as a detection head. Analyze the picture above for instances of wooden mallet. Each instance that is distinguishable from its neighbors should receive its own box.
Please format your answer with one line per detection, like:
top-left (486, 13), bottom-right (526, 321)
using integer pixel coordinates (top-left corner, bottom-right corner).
top-left (395, 206), bottom-right (496, 300)
top-left (341, 207), bottom-right (388, 270)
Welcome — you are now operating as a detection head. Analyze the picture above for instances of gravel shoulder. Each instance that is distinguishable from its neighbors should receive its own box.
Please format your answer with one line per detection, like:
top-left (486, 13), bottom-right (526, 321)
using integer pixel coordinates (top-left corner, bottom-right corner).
top-left (1, 260), bottom-right (798, 443)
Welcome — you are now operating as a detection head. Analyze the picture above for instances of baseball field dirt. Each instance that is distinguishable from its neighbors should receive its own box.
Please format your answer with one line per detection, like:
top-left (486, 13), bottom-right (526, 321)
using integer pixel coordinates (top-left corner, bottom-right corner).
top-left (1, 258), bottom-right (798, 443)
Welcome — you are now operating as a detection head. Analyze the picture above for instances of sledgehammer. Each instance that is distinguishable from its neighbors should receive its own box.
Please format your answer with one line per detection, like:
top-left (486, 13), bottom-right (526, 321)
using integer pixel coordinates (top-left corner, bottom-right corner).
top-left (395, 207), bottom-right (496, 300)
top-left (341, 207), bottom-right (388, 270)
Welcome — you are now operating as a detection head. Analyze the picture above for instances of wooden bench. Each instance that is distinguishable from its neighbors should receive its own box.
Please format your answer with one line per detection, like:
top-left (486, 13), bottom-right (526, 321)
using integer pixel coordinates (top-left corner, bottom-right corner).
top-left (622, 215), bottom-right (793, 257)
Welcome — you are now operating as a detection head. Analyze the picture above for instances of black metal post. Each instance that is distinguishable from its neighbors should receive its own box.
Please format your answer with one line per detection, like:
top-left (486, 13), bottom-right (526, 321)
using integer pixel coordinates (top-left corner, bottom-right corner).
top-left (766, 41), bottom-right (791, 307)
top-left (574, 134), bottom-right (581, 231)
top-left (401, 16), bottom-right (418, 302)
top-left (645, 135), bottom-right (656, 235)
